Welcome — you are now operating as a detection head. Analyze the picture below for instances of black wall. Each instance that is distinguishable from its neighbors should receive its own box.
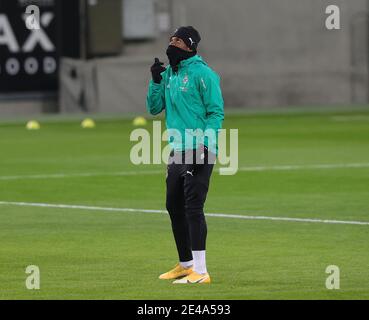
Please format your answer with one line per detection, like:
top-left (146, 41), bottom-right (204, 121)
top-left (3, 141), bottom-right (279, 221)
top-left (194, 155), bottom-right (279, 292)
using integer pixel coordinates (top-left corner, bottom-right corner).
top-left (0, 0), bottom-right (80, 94)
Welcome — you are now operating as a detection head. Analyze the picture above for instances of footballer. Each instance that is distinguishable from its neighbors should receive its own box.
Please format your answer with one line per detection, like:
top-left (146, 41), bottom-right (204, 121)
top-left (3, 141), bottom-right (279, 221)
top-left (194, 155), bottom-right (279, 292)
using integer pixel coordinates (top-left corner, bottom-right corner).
top-left (146, 26), bottom-right (224, 284)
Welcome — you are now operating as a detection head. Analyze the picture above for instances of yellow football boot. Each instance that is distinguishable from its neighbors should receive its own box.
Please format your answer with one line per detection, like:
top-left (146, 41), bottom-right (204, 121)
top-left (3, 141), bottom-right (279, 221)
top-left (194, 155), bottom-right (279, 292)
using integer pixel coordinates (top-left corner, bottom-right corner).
top-left (159, 263), bottom-right (193, 280)
top-left (172, 271), bottom-right (211, 284)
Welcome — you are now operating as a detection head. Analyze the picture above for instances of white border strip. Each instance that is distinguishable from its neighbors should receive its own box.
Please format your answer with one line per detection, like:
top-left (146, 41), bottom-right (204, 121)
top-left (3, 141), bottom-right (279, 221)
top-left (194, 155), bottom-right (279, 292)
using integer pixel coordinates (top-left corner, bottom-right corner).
top-left (1, 163), bottom-right (369, 181)
top-left (0, 201), bottom-right (368, 226)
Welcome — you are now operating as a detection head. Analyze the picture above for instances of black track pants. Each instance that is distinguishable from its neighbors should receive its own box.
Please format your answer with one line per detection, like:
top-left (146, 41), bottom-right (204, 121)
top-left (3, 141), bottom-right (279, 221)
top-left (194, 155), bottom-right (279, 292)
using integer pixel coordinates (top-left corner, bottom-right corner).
top-left (165, 149), bottom-right (214, 262)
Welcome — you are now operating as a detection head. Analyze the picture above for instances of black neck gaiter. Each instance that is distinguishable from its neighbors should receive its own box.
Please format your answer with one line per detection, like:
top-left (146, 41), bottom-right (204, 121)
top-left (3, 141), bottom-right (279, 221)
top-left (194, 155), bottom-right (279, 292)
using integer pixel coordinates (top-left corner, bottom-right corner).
top-left (166, 45), bottom-right (196, 72)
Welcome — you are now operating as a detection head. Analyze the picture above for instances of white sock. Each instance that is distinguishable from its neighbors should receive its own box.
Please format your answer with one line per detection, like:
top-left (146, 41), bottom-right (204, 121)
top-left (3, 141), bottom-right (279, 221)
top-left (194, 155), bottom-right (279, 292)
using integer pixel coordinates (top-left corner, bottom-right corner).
top-left (180, 260), bottom-right (193, 268)
top-left (192, 250), bottom-right (207, 274)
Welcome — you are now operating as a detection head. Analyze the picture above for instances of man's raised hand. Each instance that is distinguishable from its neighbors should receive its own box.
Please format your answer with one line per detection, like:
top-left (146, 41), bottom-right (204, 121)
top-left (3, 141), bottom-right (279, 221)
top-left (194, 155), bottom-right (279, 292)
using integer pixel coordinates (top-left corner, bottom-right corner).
top-left (151, 58), bottom-right (166, 84)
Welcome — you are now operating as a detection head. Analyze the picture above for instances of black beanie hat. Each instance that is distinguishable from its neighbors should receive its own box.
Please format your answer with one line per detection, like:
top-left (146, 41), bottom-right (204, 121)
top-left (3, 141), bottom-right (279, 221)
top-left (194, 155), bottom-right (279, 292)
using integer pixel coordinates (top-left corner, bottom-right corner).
top-left (171, 26), bottom-right (201, 51)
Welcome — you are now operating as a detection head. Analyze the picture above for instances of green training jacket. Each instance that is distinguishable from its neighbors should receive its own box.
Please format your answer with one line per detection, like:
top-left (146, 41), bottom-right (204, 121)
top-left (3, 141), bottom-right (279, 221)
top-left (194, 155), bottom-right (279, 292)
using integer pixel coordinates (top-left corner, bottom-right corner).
top-left (146, 55), bottom-right (224, 155)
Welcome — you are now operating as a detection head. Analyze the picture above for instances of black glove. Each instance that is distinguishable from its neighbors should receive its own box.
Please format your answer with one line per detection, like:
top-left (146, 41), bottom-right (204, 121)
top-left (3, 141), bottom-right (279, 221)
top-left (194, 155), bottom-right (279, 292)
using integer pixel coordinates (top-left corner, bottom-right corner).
top-left (150, 58), bottom-right (166, 84)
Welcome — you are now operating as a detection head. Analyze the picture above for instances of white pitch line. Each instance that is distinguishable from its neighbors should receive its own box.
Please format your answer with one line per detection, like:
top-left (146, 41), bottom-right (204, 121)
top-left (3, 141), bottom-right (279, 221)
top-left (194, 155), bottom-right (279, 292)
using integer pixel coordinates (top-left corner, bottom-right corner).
top-left (0, 170), bottom-right (163, 181)
top-left (238, 162), bottom-right (369, 171)
top-left (0, 201), bottom-right (368, 226)
top-left (1, 162), bottom-right (369, 181)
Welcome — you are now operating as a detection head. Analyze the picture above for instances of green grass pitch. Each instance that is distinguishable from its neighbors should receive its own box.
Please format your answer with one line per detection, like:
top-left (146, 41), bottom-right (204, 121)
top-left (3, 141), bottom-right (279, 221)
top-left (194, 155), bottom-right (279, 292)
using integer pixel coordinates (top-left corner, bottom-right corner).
top-left (0, 108), bottom-right (369, 299)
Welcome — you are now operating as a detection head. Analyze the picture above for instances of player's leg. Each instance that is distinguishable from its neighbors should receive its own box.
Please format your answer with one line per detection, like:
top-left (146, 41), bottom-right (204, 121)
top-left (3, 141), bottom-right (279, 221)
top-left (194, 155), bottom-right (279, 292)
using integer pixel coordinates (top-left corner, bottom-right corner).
top-left (175, 155), bottom-right (214, 283)
top-left (166, 162), bottom-right (193, 264)
top-left (159, 154), bottom-right (193, 280)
